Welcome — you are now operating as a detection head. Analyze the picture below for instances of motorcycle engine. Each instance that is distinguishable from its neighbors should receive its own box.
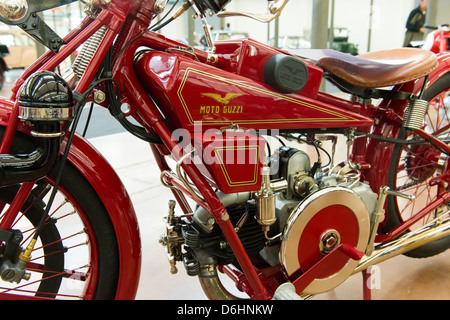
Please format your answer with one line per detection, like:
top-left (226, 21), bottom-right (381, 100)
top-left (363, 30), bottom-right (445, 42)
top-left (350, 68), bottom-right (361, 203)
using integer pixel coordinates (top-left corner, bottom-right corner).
top-left (267, 146), bottom-right (376, 294)
top-left (186, 146), bottom-right (377, 295)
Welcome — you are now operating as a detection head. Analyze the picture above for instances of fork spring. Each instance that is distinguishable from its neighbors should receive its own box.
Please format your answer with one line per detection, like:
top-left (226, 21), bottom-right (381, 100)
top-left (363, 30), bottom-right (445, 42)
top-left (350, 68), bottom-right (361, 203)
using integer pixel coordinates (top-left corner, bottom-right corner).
top-left (72, 26), bottom-right (108, 79)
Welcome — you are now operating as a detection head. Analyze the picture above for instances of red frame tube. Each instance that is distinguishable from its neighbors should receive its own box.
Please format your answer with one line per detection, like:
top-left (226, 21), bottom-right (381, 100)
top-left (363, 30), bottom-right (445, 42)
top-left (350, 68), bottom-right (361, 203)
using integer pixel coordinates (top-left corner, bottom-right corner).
top-left (0, 182), bottom-right (34, 229)
top-left (152, 121), bottom-right (272, 300)
top-left (416, 127), bottom-right (450, 155)
top-left (376, 192), bottom-right (450, 242)
top-left (10, 16), bottom-right (95, 99)
top-left (40, 18), bottom-right (105, 73)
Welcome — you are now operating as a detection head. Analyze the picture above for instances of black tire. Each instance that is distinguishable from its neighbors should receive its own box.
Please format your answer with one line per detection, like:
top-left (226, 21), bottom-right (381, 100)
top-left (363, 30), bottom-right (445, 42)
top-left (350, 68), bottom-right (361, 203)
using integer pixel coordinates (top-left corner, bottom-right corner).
top-left (0, 128), bottom-right (120, 299)
top-left (1, 183), bottom-right (65, 298)
top-left (386, 72), bottom-right (450, 258)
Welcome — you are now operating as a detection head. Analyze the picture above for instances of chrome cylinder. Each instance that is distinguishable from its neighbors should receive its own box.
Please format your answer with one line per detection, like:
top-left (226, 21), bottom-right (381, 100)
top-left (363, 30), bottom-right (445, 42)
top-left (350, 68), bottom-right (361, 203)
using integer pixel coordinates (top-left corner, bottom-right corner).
top-left (193, 191), bottom-right (251, 233)
top-left (18, 70), bottom-right (74, 136)
top-left (256, 167), bottom-right (276, 232)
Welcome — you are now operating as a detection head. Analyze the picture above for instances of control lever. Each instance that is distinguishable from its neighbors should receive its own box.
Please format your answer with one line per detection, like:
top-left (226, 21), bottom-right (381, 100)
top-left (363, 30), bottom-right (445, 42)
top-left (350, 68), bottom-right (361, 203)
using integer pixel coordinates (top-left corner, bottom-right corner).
top-left (365, 186), bottom-right (415, 256)
top-left (217, 0), bottom-right (289, 23)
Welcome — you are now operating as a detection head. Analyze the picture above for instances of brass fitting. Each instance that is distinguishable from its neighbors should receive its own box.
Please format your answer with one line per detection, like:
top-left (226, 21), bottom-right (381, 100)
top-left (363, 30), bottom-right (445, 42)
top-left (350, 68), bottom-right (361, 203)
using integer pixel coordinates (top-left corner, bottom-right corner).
top-left (19, 238), bottom-right (36, 263)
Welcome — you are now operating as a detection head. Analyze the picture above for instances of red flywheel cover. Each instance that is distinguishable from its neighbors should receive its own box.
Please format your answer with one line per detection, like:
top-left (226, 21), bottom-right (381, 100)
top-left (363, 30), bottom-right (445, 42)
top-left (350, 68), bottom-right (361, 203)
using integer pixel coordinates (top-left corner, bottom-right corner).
top-left (280, 187), bottom-right (370, 294)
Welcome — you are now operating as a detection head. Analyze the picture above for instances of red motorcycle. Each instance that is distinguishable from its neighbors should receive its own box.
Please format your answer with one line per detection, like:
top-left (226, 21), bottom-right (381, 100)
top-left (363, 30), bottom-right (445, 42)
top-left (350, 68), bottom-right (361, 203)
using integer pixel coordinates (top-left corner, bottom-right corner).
top-left (0, 0), bottom-right (449, 300)
top-left (423, 24), bottom-right (450, 54)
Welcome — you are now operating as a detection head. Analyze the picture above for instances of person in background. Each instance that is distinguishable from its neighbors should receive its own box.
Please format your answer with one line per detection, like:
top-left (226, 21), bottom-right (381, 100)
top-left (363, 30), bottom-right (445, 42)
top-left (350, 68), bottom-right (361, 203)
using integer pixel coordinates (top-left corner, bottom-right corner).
top-left (403, 0), bottom-right (428, 47)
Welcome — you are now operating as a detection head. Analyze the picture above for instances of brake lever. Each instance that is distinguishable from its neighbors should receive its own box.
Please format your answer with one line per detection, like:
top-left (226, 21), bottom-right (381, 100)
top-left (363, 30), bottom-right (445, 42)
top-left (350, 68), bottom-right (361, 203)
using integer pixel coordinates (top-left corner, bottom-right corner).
top-left (217, 0), bottom-right (289, 23)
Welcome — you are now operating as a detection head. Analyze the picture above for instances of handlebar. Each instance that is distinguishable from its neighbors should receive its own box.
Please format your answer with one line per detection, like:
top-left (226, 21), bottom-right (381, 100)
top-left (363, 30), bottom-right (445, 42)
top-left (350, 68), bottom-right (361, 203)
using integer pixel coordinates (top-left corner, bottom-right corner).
top-left (0, 0), bottom-right (290, 54)
top-left (217, 0), bottom-right (289, 23)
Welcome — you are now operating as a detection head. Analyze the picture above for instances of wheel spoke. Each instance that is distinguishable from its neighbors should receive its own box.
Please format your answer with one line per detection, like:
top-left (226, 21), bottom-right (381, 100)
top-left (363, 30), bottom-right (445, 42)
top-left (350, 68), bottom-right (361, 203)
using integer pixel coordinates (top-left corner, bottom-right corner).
top-left (0, 264), bottom-right (89, 299)
top-left (0, 185), bottom-right (93, 299)
top-left (26, 262), bottom-right (88, 281)
top-left (386, 75), bottom-right (450, 259)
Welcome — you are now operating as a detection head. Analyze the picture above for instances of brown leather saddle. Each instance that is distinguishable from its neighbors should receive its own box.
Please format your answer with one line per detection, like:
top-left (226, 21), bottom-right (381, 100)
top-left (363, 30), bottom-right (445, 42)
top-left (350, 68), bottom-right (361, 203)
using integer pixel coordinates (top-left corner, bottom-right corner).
top-left (290, 48), bottom-right (438, 98)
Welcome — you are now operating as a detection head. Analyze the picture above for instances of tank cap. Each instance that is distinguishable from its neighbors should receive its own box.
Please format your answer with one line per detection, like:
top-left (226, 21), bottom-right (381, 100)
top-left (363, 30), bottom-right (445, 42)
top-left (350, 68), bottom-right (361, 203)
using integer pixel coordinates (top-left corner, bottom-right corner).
top-left (264, 54), bottom-right (309, 93)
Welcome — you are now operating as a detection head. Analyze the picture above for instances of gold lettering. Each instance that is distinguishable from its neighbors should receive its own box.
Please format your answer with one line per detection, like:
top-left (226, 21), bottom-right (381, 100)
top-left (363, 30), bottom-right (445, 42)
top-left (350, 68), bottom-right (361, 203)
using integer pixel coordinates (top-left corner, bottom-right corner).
top-left (229, 106), bottom-right (243, 114)
top-left (201, 106), bottom-right (244, 114)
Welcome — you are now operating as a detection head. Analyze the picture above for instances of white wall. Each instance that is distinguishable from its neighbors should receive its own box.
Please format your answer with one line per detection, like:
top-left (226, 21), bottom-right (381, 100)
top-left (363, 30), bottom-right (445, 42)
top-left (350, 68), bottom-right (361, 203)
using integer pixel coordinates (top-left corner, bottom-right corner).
top-left (224, 0), bottom-right (417, 53)
top-left (47, 0), bottom-right (436, 54)
top-left (430, 0), bottom-right (450, 26)
top-left (160, 0), bottom-right (419, 54)
top-left (333, 0), bottom-right (416, 52)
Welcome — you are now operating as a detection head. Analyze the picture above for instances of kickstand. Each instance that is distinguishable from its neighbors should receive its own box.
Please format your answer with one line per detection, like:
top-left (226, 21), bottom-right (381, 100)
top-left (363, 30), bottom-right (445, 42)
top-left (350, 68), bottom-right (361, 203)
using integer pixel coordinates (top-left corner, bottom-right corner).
top-left (362, 269), bottom-right (372, 300)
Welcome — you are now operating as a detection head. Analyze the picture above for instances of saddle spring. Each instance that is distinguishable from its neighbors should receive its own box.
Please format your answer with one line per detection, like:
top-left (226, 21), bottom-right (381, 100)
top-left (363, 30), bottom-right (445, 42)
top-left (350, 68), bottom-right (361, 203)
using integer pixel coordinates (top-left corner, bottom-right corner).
top-left (403, 98), bottom-right (429, 131)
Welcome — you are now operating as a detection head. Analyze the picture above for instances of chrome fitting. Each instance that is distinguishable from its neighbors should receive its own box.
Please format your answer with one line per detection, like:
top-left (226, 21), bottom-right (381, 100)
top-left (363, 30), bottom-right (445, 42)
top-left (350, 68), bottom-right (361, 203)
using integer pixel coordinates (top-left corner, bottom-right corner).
top-left (154, 0), bottom-right (168, 14)
top-left (255, 166), bottom-right (276, 233)
top-left (403, 98), bottom-right (429, 130)
top-left (0, 0), bottom-right (28, 21)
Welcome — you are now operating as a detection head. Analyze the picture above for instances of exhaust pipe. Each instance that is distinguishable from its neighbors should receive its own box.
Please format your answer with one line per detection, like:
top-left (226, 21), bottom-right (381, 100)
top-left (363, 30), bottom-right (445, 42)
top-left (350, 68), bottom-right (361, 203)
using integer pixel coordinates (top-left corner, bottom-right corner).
top-left (0, 123), bottom-right (61, 187)
top-left (199, 218), bottom-right (450, 300)
top-left (354, 217), bottom-right (450, 274)
top-left (198, 264), bottom-right (243, 300)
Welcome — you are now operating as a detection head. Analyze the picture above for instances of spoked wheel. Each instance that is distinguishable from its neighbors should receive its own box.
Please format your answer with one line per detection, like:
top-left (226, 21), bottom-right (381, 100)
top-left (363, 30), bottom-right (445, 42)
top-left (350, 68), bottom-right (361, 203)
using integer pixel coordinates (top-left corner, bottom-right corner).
top-left (0, 129), bottom-right (119, 299)
top-left (386, 72), bottom-right (450, 258)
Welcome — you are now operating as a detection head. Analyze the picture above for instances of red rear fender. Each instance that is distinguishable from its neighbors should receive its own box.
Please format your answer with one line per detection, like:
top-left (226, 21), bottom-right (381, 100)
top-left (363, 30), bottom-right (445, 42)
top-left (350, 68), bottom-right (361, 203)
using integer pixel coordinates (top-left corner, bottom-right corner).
top-left (427, 52), bottom-right (450, 85)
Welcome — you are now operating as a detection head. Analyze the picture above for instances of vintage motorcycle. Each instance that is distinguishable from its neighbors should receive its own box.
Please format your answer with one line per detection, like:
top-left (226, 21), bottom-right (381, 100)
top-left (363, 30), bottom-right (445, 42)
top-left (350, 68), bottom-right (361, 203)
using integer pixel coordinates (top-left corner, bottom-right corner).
top-left (0, 0), bottom-right (449, 300)
top-left (423, 24), bottom-right (450, 54)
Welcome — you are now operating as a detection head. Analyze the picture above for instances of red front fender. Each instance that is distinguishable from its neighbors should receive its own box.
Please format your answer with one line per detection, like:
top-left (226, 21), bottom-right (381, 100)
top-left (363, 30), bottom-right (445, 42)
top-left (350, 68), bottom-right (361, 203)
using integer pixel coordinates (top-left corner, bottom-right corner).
top-left (0, 97), bottom-right (141, 299)
top-left (65, 134), bottom-right (142, 300)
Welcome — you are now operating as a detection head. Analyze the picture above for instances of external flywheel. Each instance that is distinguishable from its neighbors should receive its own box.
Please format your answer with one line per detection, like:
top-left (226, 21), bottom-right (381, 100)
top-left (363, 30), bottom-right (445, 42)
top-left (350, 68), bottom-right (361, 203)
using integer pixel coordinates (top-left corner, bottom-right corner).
top-left (280, 187), bottom-right (370, 295)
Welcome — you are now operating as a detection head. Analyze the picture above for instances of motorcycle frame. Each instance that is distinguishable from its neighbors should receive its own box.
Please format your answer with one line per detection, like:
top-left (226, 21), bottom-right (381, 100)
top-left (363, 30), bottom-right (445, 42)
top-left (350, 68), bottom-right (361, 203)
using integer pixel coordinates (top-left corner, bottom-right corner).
top-left (0, 0), bottom-right (450, 299)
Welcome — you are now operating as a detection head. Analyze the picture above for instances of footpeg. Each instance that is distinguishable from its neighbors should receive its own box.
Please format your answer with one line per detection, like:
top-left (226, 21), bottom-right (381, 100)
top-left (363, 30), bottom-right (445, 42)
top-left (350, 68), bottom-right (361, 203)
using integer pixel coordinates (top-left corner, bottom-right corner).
top-left (272, 283), bottom-right (303, 300)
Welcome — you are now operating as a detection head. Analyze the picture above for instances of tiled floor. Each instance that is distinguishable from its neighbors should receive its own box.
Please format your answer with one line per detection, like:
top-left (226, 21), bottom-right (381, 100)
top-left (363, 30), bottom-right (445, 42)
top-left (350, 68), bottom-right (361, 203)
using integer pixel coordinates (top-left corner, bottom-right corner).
top-left (2, 74), bottom-right (450, 300)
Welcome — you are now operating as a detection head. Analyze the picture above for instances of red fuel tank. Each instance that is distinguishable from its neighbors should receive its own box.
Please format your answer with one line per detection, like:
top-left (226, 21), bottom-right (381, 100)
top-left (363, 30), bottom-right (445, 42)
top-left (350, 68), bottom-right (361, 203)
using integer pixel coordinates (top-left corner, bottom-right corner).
top-left (135, 39), bottom-right (372, 132)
